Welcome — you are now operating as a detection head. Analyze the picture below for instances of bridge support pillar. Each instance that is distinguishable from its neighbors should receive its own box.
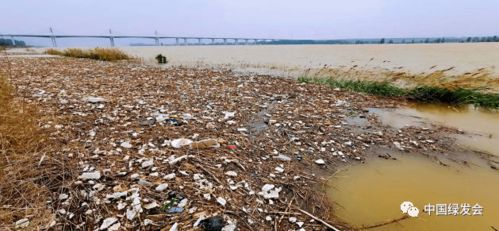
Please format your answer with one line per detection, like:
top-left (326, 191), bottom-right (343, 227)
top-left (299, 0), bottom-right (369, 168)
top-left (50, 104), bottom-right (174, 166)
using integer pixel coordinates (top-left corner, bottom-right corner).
top-left (49, 27), bottom-right (57, 47)
top-left (223, 38), bottom-right (227, 45)
top-left (183, 38), bottom-right (188, 45)
top-left (197, 38), bottom-right (202, 45)
top-left (10, 36), bottom-right (16, 47)
top-left (154, 31), bottom-right (160, 46)
top-left (211, 38), bottom-right (215, 44)
top-left (108, 29), bottom-right (115, 47)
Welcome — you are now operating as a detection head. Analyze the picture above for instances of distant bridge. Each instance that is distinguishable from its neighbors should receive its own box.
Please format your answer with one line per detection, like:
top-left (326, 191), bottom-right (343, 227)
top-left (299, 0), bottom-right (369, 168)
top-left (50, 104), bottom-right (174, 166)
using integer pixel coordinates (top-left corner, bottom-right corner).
top-left (1, 30), bottom-right (279, 47)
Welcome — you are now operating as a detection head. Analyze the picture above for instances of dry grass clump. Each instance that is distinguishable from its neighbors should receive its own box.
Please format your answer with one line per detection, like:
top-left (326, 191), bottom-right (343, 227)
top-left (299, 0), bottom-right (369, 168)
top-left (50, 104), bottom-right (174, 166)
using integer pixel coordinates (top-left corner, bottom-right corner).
top-left (89, 48), bottom-right (130, 61)
top-left (45, 47), bottom-right (131, 61)
top-left (0, 75), bottom-right (72, 229)
top-left (45, 48), bottom-right (64, 56)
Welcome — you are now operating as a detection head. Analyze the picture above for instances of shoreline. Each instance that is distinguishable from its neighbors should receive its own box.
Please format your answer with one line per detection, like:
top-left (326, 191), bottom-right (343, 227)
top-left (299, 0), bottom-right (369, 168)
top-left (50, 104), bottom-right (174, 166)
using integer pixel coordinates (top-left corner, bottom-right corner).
top-left (1, 56), bottom-right (497, 230)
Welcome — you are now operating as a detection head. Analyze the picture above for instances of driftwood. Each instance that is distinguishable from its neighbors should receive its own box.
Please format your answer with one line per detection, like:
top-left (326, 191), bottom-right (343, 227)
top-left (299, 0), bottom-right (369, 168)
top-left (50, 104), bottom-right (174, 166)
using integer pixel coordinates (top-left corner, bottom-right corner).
top-left (194, 163), bottom-right (222, 185)
top-left (360, 215), bottom-right (409, 229)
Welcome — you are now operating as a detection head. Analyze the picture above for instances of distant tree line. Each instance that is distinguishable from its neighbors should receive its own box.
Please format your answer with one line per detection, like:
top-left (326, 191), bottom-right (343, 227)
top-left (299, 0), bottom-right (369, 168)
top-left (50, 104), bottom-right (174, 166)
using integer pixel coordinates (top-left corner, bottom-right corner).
top-left (0, 38), bottom-right (27, 47)
top-left (260, 36), bottom-right (499, 45)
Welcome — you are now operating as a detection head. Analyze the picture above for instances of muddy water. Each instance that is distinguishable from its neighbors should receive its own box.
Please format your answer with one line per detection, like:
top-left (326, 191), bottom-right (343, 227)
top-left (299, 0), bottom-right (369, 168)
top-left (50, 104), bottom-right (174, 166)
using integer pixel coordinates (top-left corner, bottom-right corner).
top-left (328, 153), bottom-right (499, 230)
top-left (329, 103), bottom-right (499, 230)
top-left (371, 103), bottom-right (499, 156)
top-left (118, 43), bottom-right (499, 76)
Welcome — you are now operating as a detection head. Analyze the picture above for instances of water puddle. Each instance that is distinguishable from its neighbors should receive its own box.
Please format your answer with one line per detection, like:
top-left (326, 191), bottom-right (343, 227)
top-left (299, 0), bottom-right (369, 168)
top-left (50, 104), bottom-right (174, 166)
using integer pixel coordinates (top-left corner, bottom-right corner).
top-left (370, 103), bottom-right (499, 156)
top-left (328, 153), bottom-right (499, 230)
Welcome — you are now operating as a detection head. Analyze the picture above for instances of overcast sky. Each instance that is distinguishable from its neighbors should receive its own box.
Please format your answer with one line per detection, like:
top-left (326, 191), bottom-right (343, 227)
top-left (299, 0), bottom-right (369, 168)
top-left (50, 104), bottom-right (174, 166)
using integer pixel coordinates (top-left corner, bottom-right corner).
top-left (2, 0), bottom-right (498, 39)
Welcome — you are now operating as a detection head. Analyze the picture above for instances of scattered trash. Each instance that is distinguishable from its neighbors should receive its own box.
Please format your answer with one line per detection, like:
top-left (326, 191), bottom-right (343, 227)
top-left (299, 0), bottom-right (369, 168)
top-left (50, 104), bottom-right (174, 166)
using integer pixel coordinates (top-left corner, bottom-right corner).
top-left (141, 159), bottom-right (154, 168)
top-left (15, 218), bottom-right (30, 229)
top-left (216, 197), bottom-right (227, 206)
top-left (259, 184), bottom-right (282, 199)
top-left (139, 117), bottom-right (156, 126)
top-left (223, 111), bottom-right (235, 120)
top-left (169, 222), bottom-right (178, 231)
top-left (155, 183), bottom-right (168, 192)
top-left (225, 171), bottom-right (238, 177)
top-left (237, 128), bottom-right (248, 133)
top-left (226, 145), bottom-right (237, 150)
top-left (171, 138), bottom-right (193, 149)
top-left (83, 96), bottom-right (105, 103)
top-left (167, 207), bottom-right (184, 214)
top-left (191, 139), bottom-right (221, 149)
top-left (273, 154), bottom-right (292, 161)
top-left (200, 216), bottom-right (225, 231)
top-left (2, 56), bottom-right (455, 231)
top-left (99, 217), bottom-right (118, 230)
top-left (120, 141), bottom-right (132, 149)
top-left (315, 159), bottom-right (326, 165)
top-left (78, 171), bottom-right (101, 180)
top-left (155, 54), bottom-right (168, 64)
top-left (163, 173), bottom-right (176, 180)
top-left (165, 118), bottom-right (183, 126)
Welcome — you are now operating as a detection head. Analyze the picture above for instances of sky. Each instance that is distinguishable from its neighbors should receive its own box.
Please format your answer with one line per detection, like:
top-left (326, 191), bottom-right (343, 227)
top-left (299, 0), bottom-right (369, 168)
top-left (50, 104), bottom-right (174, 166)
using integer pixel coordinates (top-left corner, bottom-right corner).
top-left (1, 0), bottom-right (499, 40)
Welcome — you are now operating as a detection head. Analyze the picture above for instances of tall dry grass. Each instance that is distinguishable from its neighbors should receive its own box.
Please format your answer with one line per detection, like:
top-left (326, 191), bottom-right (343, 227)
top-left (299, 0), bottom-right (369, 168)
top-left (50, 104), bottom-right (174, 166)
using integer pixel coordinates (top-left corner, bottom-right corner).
top-left (45, 48), bottom-right (131, 61)
top-left (45, 48), bottom-right (64, 56)
top-left (0, 75), bottom-right (73, 229)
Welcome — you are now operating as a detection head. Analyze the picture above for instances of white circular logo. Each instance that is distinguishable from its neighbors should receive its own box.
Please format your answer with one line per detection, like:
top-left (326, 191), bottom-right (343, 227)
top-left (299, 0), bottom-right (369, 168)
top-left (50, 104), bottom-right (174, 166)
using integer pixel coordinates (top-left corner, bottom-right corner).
top-left (400, 201), bottom-right (419, 217)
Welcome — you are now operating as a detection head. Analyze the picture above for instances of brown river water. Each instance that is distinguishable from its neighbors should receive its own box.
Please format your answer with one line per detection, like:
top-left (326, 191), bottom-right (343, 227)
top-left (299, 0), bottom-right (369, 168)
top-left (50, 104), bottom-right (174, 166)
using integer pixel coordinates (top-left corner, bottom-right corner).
top-left (371, 103), bottom-right (499, 157)
top-left (328, 153), bottom-right (499, 231)
top-left (330, 104), bottom-right (499, 230)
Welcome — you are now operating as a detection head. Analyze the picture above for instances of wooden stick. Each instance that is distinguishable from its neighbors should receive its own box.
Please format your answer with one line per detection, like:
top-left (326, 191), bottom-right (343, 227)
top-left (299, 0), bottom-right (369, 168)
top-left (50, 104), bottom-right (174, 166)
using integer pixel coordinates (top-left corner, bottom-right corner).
top-left (296, 208), bottom-right (341, 231)
top-left (360, 215), bottom-right (409, 229)
top-left (279, 196), bottom-right (295, 223)
top-left (194, 163), bottom-right (222, 185)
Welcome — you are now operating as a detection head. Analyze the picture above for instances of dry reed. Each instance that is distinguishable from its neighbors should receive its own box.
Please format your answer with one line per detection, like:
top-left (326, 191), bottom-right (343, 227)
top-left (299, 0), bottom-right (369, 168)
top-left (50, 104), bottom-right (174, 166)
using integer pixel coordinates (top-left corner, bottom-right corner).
top-left (0, 75), bottom-right (73, 229)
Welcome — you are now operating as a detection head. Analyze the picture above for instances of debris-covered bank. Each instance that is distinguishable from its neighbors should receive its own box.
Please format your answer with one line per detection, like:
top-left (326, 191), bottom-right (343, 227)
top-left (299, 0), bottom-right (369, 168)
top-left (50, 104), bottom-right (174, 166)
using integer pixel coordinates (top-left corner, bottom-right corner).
top-left (0, 57), bottom-right (458, 230)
